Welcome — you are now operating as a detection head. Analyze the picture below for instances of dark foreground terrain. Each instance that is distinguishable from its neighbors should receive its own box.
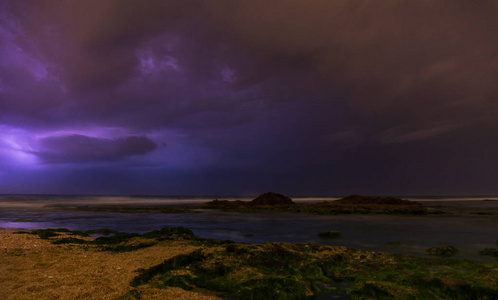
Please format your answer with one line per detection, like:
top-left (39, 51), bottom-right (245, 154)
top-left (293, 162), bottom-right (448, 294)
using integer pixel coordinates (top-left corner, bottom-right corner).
top-left (2, 227), bottom-right (497, 300)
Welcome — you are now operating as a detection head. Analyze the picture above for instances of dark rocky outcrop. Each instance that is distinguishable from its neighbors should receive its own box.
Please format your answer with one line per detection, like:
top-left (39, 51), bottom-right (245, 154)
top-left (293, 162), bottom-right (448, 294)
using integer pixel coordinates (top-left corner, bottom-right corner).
top-left (203, 199), bottom-right (248, 209)
top-left (250, 192), bottom-right (294, 206)
top-left (314, 195), bottom-right (428, 214)
top-left (202, 193), bottom-right (427, 214)
top-left (334, 195), bottom-right (420, 206)
top-left (203, 192), bottom-right (294, 209)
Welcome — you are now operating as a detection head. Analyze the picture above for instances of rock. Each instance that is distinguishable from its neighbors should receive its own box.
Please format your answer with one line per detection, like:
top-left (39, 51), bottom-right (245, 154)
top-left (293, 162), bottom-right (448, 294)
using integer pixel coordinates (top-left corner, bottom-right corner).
top-left (426, 246), bottom-right (461, 257)
top-left (250, 192), bottom-right (294, 206)
top-left (203, 199), bottom-right (248, 209)
top-left (334, 195), bottom-right (420, 206)
top-left (318, 230), bottom-right (341, 239)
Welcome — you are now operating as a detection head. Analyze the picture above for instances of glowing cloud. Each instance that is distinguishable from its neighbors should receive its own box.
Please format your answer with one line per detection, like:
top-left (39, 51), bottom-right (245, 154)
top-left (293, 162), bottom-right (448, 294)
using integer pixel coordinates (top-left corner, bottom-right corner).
top-left (34, 134), bottom-right (158, 164)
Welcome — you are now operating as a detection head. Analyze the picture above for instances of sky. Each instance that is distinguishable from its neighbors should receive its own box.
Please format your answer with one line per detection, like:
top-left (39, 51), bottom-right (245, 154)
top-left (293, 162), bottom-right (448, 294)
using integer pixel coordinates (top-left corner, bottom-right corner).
top-left (1, 1), bottom-right (498, 196)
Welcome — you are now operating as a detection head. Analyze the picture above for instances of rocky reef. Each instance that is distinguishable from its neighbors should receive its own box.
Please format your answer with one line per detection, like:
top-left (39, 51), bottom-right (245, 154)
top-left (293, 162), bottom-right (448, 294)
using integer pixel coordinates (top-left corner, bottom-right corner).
top-left (203, 192), bottom-right (294, 209)
top-left (250, 192), bottom-right (294, 206)
top-left (123, 231), bottom-right (498, 300)
top-left (203, 193), bottom-right (428, 215)
top-left (333, 195), bottom-right (420, 206)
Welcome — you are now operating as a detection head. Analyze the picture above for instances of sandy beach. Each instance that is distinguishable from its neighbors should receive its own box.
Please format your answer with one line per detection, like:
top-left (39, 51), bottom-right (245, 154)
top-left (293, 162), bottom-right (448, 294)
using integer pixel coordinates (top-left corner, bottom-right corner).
top-left (1, 196), bottom-right (498, 299)
top-left (1, 224), bottom-right (498, 299)
top-left (0, 231), bottom-right (220, 300)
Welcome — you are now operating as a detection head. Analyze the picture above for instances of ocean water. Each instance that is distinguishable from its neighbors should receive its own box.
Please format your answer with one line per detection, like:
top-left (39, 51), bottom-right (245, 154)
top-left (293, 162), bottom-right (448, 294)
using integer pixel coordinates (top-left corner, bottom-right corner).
top-left (1, 194), bottom-right (498, 260)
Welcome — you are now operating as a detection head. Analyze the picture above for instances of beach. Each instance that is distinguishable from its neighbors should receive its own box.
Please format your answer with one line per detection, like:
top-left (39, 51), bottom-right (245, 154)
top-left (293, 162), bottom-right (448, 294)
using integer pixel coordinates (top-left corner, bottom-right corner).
top-left (0, 230), bottom-right (221, 299)
top-left (1, 195), bottom-right (498, 299)
top-left (2, 225), bottom-right (498, 299)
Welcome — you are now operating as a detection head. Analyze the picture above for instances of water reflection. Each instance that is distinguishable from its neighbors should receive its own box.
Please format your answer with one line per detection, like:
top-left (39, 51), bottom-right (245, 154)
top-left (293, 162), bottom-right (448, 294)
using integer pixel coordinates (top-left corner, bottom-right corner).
top-left (1, 196), bottom-right (498, 260)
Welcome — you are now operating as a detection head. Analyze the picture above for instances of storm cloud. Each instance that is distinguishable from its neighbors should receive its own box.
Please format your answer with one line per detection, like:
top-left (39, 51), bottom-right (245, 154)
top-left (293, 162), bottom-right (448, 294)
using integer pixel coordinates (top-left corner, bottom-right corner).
top-left (1, 1), bottom-right (498, 195)
top-left (34, 135), bottom-right (158, 163)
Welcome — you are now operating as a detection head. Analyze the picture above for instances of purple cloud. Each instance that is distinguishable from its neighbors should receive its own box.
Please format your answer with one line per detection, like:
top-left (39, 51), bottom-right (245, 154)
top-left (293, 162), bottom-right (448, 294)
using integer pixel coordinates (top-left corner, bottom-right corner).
top-left (1, 1), bottom-right (498, 194)
top-left (34, 134), bottom-right (157, 163)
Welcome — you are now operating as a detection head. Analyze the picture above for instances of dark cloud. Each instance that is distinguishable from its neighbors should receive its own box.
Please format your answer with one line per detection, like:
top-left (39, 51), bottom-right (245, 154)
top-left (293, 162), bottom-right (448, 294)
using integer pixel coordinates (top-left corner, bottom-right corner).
top-left (209, 1), bottom-right (498, 125)
top-left (34, 135), bottom-right (157, 163)
top-left (4, 1), bottom-right (498, 131)
top-left (1, 1), bottom-right (498, 194)
top-left (6, 1), bottom-right (202, 90)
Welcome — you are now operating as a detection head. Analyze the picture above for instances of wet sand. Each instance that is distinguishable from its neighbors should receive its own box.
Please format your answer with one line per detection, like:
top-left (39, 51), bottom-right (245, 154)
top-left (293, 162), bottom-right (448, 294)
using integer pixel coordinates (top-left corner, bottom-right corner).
top-left (0, 231), bottom-right (220, 300)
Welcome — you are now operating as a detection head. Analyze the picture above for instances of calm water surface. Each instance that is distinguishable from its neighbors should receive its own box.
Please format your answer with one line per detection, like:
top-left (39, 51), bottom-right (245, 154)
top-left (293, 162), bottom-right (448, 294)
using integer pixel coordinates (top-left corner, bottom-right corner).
top-left (1, 195), bottom-right (497, 260)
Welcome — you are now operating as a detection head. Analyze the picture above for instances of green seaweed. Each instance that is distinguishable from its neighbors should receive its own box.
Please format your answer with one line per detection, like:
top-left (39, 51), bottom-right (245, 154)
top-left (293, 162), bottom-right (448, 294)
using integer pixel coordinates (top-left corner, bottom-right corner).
top-left (51, 237), bottom-right (88, 244)
top-left (116, 289), bottom-right (141, 300)
top-left (100, 242), bottom-right (158, 253)
top-left (23, 227), bottom-right (199, 253)
top-left (141, 226), bottom-right (196, 240)
top-left (30, 229), bottom-right (62, 239)
top-left (479, 248), bottom-right (498, 258)
top-left (426, 246), bottom-right (461, 257)
top-left (23, 227), bottom-right (498, 299)
top-left (127, 242), bottom-right (498, 299)
top-left (131, 249), bottom-right (206, 287)
top-left (27, 228), bottom-right (91, 239)
top-left (318, 230), bottom-right (341, 239)
top-left (91, 232), bottom-right (141, 245)
top-left (85, 228), bottom-right (119, 236)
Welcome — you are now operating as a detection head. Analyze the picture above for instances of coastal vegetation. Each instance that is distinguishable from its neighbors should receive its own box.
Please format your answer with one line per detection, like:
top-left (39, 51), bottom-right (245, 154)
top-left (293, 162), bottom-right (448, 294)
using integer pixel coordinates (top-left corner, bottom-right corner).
top-left (15, 226), bottom-right (498, 299)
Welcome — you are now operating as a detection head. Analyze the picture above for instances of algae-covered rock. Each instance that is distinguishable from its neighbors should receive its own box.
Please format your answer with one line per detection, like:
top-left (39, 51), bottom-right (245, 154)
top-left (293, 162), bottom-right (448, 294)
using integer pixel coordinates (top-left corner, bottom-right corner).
top-left (203, 199), bottom-right (248, 208)
top-left (25, 226), bottom-right (199, 253)
top-left (334, 195), bottom-right (419, 206)
top-left (426, 246), bottom-right (461, 257)
top-left (325, 195), bottom-right (428, 214)
top-left (141, 226), bottom-right (195, 240)
top-left (479, 248), bottom-right (498, 257)
top-left (202, 192), bottom-right (294, 209)
top-left (250, 192), bottom-right (294, 206)
top-left (203, 193), bottom-right (427, 215)
top-left (126, 241), bottom-right (498, 300)
top-left (318, 230), bottom-right (341, 239)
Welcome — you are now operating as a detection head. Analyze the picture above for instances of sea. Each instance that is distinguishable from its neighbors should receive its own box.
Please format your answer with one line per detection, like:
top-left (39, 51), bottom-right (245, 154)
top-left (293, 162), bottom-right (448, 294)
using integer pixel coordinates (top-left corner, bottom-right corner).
top-left (1, 194), bottom-right (498, 260)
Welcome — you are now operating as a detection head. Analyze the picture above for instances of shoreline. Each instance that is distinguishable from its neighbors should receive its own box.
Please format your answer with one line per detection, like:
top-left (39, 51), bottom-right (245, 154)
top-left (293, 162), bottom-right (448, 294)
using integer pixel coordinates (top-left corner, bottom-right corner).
top-left (0, 230), bottom-right (220, 300)
top-left (1, 197), bottom-right (498, 261)
top-left (2, 228), bottom-right (498, 299)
